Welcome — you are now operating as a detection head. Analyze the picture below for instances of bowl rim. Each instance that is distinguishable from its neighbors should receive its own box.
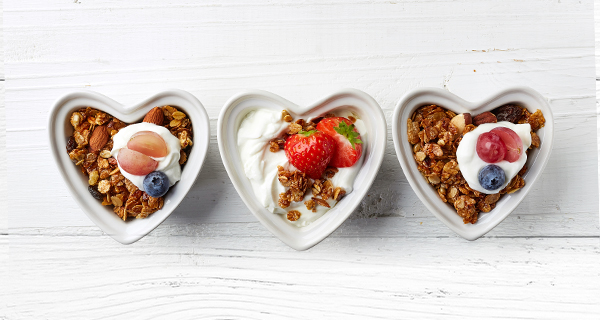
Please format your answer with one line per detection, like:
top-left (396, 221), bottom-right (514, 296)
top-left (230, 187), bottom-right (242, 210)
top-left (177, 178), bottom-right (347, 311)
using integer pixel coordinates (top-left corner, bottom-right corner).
top-left (217, 88), bottom-right (387, 250)
top-left (392, 86), bottom-right (554, 240)
top-left (48, 89), bottom-right (210, 244)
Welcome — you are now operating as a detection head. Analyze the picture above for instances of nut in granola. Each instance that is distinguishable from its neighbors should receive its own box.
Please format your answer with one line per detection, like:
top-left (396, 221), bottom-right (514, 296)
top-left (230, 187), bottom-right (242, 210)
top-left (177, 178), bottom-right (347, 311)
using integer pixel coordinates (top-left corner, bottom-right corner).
top-left (287, 210), bottom-right (301, 221)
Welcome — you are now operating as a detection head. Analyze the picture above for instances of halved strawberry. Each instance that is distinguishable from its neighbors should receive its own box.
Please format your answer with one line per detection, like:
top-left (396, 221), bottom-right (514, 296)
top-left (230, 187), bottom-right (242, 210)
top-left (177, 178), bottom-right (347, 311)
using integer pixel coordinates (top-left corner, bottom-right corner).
top-left (284, 130), bottom-right (336, 179)
top-left (316, 117), bottom-right (363, 167)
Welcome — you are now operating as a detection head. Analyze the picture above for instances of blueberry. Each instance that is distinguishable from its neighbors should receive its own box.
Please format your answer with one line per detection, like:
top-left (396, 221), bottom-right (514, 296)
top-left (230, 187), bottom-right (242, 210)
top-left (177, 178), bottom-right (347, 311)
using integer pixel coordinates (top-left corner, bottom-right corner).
top-left (143, 171), bottom-right (170, 198)
top-left (478, 164), bottom-right (506, 191)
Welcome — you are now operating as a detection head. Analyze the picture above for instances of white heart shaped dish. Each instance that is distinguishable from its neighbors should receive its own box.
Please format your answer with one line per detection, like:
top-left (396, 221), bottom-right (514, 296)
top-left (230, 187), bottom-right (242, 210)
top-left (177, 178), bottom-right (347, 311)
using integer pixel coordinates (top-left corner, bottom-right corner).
top-left (392, 87), bottom-right (554, 240)
top-left (48, 89), bottom-right (210, 244)
top-left (218, 89), bottom-right (387, 250)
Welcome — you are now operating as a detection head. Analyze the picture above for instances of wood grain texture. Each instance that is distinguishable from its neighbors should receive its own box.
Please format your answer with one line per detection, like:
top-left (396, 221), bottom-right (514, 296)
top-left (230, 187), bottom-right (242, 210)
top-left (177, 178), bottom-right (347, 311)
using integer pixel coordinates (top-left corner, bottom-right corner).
top-left (3, 0), bottom-right (599, 318)
top-left (596, 0), bottom-right (600, 216)
top-left (1, 1), bottom-right (8, 316)
top-left (4, 231), bottom-right (600, 320)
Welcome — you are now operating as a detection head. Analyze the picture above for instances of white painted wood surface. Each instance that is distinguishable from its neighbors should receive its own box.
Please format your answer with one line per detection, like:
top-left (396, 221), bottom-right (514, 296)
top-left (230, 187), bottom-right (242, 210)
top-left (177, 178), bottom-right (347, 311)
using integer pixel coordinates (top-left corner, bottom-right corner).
top-left (3, 0), bottom-right (599, 319)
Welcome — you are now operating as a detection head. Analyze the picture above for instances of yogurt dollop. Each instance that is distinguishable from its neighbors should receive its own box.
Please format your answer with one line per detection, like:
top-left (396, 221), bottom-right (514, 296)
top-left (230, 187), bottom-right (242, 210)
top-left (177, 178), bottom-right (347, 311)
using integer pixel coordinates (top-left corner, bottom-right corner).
top-left (456, 122), bottom-right (531, 194)
top-left (237, 108), bottom-right (366, 227)
top-left (111, 123), bottom-right (182, 191)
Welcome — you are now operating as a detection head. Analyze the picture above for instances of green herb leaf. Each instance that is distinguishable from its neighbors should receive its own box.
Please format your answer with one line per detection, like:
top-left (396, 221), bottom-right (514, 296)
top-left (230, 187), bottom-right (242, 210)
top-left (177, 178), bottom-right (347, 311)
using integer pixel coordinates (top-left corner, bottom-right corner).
top-left (333, 121), bottom-right (362, 149)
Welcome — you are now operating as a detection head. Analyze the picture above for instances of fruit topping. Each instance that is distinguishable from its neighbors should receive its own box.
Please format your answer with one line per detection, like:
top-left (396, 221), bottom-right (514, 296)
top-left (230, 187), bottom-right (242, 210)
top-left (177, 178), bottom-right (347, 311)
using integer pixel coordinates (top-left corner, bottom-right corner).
top-left (316, 117), bottom-right (362, 167)
top-left (284, 130), bottom-right (336, 179)
top-left (117, 148), bottom-right (158, 176)
top-left (478, 164), bottom-right (506, 191)
top-left (476, 132), bottom-right (506, 163)
top-left (127, 131), bottom-right (169, 158)
top-left (490, 127), bottom-right (523, 163)
top-left (143, 171), bottom-right (170, 198)
top-left (493, 104), bottom-right (523, 123)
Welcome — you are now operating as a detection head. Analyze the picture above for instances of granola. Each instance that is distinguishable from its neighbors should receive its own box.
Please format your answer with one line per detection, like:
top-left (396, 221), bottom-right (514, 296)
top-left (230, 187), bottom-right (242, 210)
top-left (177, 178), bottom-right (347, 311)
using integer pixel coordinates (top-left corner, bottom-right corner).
top-left (408, 104), bottom-right (544, 223)
top-left (66, 106), bottom-right (193, 221)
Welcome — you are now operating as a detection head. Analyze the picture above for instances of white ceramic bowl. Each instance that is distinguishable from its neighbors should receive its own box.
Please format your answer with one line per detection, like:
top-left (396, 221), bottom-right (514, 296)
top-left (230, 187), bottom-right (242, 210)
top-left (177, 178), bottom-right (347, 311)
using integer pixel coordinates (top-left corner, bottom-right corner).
top-left (218, 89), bottom-right (387, 250)
top-left (48, 89), bottom-right (210, 244)
top-left (392, 87), bottom-right (554, 240)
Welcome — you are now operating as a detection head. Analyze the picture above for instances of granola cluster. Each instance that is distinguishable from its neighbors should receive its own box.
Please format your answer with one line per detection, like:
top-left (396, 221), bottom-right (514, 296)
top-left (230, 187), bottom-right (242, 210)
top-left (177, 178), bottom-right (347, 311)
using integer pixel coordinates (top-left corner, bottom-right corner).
top-left (276, 166), bottom-right (346, 221)
top-left (271, 110), bottom-right (347, 222)
top-left (66, 106), bottom-right (193, 221)
top-left (407, 104), bottom-right (544, 223)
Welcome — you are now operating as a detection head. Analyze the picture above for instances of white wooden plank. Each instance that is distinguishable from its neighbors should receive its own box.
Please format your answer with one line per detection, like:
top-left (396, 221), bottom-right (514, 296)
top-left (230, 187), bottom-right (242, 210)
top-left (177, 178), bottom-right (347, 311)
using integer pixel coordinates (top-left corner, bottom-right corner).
top-left (3, 49), bottom-right (594, 129)
top-left (595, 0), bottom-right (600, 215)
top-left (0, 0), bottom-right (9, 315)
top-left (4, 233), bottom-right (599, 319)
top-left (0, 0), bottom-right (7, 235)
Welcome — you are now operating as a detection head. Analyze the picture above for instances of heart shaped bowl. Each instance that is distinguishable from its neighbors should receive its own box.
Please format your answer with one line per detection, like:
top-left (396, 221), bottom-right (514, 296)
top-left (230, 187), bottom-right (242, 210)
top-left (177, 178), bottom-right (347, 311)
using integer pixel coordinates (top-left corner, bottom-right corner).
top-left (392, 87), bottom-right (554, 240)
top-left (48, 89), bottom-right (210, 244)
top-left (218, 89), bottom-right (387, 250)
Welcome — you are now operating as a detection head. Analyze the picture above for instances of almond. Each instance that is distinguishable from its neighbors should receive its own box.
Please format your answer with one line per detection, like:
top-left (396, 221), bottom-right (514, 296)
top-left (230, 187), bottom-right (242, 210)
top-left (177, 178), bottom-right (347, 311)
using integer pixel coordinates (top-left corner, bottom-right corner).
top-left (143, 107), bottom-right (164, 125)
top-left (89, 125), bottom-right (109, 152)
top-left (450, 113), bottom-right (472, 134)
top-left (472, 111), bottom-right (497, 125)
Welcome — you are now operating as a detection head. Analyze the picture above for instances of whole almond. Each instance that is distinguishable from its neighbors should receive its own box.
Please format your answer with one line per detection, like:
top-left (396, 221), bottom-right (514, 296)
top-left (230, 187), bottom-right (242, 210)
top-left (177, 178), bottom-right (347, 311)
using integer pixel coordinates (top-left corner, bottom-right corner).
top-left (89, 125), bottom-right (109, 152)
top-left (472, 111), bottom-right (497, 125)
top-left (143, 107), bottom-right (164, 126)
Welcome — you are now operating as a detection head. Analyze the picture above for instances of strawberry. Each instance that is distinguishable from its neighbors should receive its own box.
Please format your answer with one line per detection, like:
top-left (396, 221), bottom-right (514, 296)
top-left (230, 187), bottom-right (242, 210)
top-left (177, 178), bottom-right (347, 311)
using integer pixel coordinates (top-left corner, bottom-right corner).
top-left (316, 117), bottom-right (363, 167)
top-left (284, 130), bottom-right (336, 179)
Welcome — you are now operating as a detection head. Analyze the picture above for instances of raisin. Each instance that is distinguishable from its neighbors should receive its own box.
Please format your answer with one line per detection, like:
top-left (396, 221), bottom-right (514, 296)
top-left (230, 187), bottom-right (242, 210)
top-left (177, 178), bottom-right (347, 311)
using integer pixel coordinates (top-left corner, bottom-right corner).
top-left (493, 104), bottom-right (523, 123)
top-left (66, 136), bottom-right (77, 153)
top-left (88, 185), bottom-right (103, 200)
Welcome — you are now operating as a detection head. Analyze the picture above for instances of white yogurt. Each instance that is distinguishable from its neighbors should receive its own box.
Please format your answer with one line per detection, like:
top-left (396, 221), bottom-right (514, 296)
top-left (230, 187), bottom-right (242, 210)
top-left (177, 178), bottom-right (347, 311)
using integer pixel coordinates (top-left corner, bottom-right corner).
top-left (456, 122), bottom-right (531, 194)
top-left (111, 123), bottom-right (182, 191)
top-left (237, 108), bottom-right (366, 227)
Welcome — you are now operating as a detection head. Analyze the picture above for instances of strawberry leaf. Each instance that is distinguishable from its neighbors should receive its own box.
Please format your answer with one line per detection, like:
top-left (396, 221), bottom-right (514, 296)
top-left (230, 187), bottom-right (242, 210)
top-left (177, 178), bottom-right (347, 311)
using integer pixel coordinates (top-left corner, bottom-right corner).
top-left (334, 121), bottom-right (362, 149)
top-left (299, 130), bottom-right (317, 137)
